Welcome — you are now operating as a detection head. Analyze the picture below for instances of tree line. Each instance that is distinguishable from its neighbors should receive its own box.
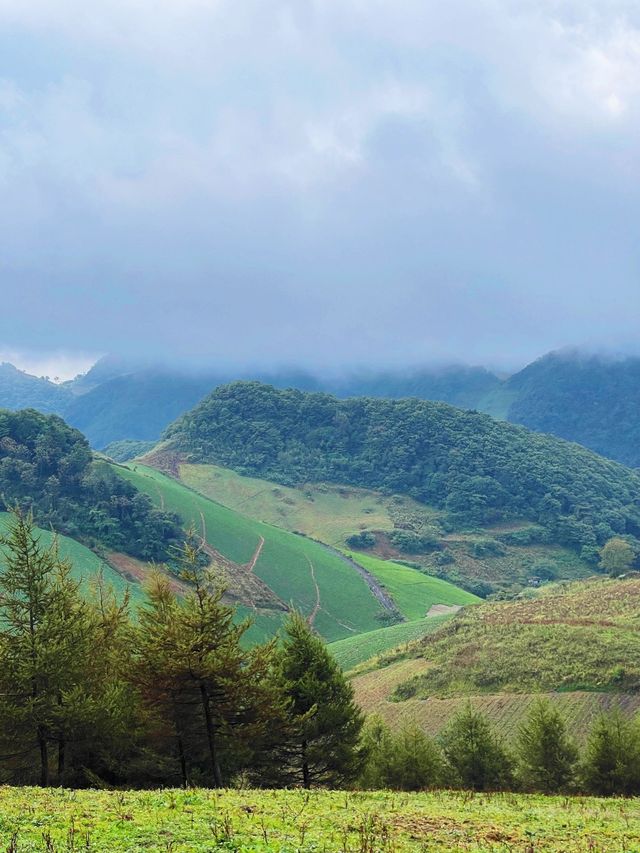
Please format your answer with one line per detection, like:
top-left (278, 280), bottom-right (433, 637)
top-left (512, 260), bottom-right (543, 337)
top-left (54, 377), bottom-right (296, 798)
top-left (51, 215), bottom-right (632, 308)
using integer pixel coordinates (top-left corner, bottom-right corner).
top-left (0, 409), bottom-right (182, 561)
top-left (165, 381), bottom-right (640, 562)
top-left (0, 507), bottom-right (637, 795)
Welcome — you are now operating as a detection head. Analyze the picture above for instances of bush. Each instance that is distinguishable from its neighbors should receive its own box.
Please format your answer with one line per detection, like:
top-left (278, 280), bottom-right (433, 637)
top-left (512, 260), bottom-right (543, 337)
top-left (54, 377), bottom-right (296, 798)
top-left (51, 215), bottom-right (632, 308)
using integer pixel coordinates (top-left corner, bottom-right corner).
top-left (582, 712), bottom-right (640, 795)
top-left (516, 699), bottom-right (577, 792)
top-left (388, 529), bottom-right (440, 554)
top-left (346, 531), bottom-right (376, 549)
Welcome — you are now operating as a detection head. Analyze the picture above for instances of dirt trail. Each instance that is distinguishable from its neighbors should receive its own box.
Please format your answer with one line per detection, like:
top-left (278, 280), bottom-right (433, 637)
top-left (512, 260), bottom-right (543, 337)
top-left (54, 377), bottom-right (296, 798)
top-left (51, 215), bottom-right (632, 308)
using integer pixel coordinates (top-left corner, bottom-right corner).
top-left (316, 542), bottom-right (401, 619)
top-left (245, 536), bottom-right (265, 572)
top-left (198, 511), bottom-right (287, 611)
top-left (307, 558), bottom-right (321, 627)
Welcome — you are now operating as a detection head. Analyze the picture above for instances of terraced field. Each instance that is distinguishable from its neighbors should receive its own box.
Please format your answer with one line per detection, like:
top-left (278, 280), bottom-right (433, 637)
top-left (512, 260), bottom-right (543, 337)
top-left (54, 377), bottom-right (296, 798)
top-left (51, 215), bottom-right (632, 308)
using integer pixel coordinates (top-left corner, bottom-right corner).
top-left (113, 464), bottom-right (386, 642)
top-left (0, 786), bottom-right (636, 851)
top-left (351, 657), bottom-right (640, 742)
top-left (328, 614), bottom-right (452, 670)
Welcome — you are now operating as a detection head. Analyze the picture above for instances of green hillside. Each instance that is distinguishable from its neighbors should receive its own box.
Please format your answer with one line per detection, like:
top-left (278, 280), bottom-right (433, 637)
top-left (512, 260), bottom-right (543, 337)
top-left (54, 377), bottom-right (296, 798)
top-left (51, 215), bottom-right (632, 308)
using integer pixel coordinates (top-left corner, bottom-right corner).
top-left (0, 512), bottom-right (144, 605)
top-left (163, 382), bottom-right (640, 566)
top-left (395, 576), bottom-right (640, 698)
top-left (113, 464), bottom-right (387, 642)
top-left (328, 614), bottom-right (452, 671)
top-left (150, 458), bottom-right (593, 594)
top-left (342, 550), bottom-right (479, 619)
top-left (350, 576), bottom-right (640, 740)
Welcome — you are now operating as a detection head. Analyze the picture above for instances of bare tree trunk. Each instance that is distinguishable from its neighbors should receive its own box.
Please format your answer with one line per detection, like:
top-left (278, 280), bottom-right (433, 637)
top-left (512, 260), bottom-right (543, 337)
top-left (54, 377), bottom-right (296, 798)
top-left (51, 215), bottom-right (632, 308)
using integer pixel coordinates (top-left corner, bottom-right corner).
top-left (199, 683), bottom-right (223, 787)
top-left (38, 727), bottom-right (49, 787)
top-left (302, 739), bottom-right (310, 789)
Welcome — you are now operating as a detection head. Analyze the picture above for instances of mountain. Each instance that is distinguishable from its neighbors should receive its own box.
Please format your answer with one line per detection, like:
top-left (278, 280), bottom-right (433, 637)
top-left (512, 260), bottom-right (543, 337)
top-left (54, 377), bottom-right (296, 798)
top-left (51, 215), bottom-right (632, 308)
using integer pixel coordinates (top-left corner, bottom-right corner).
top-left (503, 350), bottom-right (640, 467)
top-left (63, 369), bottom-right (227, 448)
top-left (63, 362), bottom-right (500, 449)
top-left (0, 362), bottom-right (71, 413)
top-left (163, 381), bottom-right (640, 563)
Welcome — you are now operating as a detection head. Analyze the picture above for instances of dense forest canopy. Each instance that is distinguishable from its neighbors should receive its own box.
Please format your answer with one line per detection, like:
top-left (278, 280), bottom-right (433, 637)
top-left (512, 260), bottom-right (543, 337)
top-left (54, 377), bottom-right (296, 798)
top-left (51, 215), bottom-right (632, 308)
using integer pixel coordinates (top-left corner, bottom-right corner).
top-left (0, 409), bottom-right (182, 560)
top-left (505, 351), bottom-right (640, 468)
top-left (165, 382), bottom-right (640, 559)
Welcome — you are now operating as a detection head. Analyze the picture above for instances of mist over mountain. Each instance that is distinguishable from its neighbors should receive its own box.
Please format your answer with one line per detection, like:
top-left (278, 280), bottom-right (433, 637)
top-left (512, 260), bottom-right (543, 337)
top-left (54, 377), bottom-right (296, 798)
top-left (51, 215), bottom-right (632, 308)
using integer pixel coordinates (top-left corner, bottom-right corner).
top-left (3, 349), bottom-right (640, 468)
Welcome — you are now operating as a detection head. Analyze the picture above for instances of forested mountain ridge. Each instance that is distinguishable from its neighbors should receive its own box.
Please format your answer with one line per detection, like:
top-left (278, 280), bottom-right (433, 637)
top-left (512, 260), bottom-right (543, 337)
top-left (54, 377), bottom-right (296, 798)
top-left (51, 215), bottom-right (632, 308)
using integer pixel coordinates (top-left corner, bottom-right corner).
top-left (5, 350), bottom-right (640, 467)
top-left (0, 408), bottom-right (182, 560)
top-left (504, 350), bottom-right (640, 467)
top-left (164, 381), bottom-right (640, 561)
top-left (0, 362), bottom-right (71, 413)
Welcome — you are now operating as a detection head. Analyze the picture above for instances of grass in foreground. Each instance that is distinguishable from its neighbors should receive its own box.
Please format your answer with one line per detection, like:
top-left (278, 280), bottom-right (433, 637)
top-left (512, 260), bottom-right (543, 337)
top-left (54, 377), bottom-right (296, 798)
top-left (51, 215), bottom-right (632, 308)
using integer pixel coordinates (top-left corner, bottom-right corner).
top-left (0, 786), bottom-right (637, 851)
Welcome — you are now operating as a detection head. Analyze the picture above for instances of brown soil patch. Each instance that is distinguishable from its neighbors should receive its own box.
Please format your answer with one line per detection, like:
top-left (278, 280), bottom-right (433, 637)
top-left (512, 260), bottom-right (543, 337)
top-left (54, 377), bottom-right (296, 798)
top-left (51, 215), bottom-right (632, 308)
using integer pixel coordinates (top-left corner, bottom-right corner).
top-left (106, 553), bottom-right (189, 596)
top-left (427, 604), bottom-right (462, 617)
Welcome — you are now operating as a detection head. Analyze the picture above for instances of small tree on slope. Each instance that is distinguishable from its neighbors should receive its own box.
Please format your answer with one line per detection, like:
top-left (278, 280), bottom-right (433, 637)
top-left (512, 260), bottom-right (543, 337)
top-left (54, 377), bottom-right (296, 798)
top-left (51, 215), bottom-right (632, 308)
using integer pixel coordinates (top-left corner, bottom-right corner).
top-left (275, 611), bottom-right (364, 788)
top-left (440, 703), bottom-right (513, 791)
top-left (516, 698), bottom-right (577, 792)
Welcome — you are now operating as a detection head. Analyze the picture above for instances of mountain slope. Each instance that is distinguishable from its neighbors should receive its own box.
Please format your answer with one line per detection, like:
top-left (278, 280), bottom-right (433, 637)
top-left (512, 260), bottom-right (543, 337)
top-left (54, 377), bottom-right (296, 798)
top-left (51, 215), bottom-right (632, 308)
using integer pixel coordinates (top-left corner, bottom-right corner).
top-left (504, 350), bottom-right (640, 467)
top-left (112, 463), bottom-right (394, 642)
top-left (350, 576), bottom-right (640, 740)
top-left (0, 363), bottom-right (70, 413)
top-left (163, 381), bottom-right (640, 561)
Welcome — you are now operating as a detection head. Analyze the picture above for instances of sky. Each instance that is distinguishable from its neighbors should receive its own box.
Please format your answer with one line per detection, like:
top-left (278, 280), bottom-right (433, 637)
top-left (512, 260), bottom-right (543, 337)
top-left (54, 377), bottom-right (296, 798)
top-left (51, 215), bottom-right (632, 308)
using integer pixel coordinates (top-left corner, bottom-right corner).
top-left (1, 0), bottom-right (640, 376)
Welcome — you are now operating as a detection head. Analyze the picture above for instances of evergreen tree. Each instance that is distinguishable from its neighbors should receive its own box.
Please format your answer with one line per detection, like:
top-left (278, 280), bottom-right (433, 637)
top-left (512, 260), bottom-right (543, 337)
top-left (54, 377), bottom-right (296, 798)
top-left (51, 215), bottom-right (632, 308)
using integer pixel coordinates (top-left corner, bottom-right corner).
top-left (274, 611), bottom-right (364, 788)
top-left (0, 509), bottom-right (94, 785)
top-left (582, 712), bottom-right (640, 795)
top-left (136, 541), bottom-right (279, 787)
top-left (440, 703), bottom-right (513, 791)
top-left (358, 716), bottom-right (396, 789)
top-left (516, 699), bottom-right (577, 792)
top-left (390, 724), bottom-right (447, 791)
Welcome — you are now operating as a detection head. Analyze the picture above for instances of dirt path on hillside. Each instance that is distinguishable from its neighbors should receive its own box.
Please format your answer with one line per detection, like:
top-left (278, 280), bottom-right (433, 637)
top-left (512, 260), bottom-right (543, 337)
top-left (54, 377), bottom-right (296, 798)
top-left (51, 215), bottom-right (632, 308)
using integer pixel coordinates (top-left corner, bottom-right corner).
top-left (245, 536), bottom-right (265, 572)
top-left (307, 558), bottom-right (321, 627)
top-left (316, 542), bottom-right (401, 619)
top-left (197, 511), bottom-right (287, 611)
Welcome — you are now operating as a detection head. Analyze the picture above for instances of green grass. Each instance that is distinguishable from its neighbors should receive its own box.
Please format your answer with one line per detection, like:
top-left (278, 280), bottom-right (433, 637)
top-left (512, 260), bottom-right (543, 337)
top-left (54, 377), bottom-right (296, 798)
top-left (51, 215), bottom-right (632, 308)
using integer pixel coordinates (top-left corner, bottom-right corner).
top-left (343, 551), bottom-right (480, 620)
top-left (177, 462), bottom-right (436, 546)
top-left (114, 465), bottom-right (385, 642)
top-left (388, 576), bottom-right (640, 700)
top-left (0, 786), bottom-right (635, 851)
top-left (0, 513), bottom-right (144, 606)
top-left (328, 614), bottom-right (452, 671)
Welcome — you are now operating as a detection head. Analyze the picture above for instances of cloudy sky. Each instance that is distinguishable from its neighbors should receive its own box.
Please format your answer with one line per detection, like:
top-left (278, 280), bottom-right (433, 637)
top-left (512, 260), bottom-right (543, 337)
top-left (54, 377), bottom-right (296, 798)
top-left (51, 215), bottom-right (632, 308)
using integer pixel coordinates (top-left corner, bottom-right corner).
top-left (1, 0), bottom-right (640, 376)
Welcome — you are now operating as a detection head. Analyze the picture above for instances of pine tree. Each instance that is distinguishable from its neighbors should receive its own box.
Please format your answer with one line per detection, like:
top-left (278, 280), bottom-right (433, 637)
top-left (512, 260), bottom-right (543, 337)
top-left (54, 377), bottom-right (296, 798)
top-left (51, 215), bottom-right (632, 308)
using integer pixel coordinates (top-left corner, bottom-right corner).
top-left (275, 611), bottom-right (364, 788)
top-left (582, 712), bottom-right (640, 795)
top-left (440, 703), bottom-right (513, 791)
top-left (358, 716), bottom-right (395, 789)
top-left (136, 541), bottom-right (280, 787)
top-left (0, 509), bottom-right (95, 785)
top-left (516, 699), bottom-right (577, 792)
top-left (390, 724), bottom-right (447, 791)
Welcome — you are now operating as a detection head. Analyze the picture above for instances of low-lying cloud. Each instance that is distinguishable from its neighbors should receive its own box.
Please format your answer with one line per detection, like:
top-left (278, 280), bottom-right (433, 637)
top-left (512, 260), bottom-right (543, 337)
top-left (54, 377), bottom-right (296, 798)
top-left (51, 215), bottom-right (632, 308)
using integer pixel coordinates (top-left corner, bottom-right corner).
top-left (1, 0), bottom-right (639, 370)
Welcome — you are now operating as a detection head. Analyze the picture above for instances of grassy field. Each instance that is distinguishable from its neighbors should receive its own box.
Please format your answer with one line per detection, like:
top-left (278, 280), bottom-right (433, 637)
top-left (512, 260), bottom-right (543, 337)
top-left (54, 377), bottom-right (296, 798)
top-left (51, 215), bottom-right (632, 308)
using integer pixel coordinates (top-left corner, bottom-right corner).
top-left (177, 462), bottom-right (434, 546)
top-left (113, 464), bottom-right (385, 642)
top-left (329, 614), bottom-right (452, 671)
top-left (392, 576), bottom-right (640, 699)
top-left (169, 459), bottom-right (592, 593)
top-left (343, 550), bottom-right (479, 620)
top-left (351, 656), bottom-right (640, 742)
top-left (0, 786), bottom-right (636, 851)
